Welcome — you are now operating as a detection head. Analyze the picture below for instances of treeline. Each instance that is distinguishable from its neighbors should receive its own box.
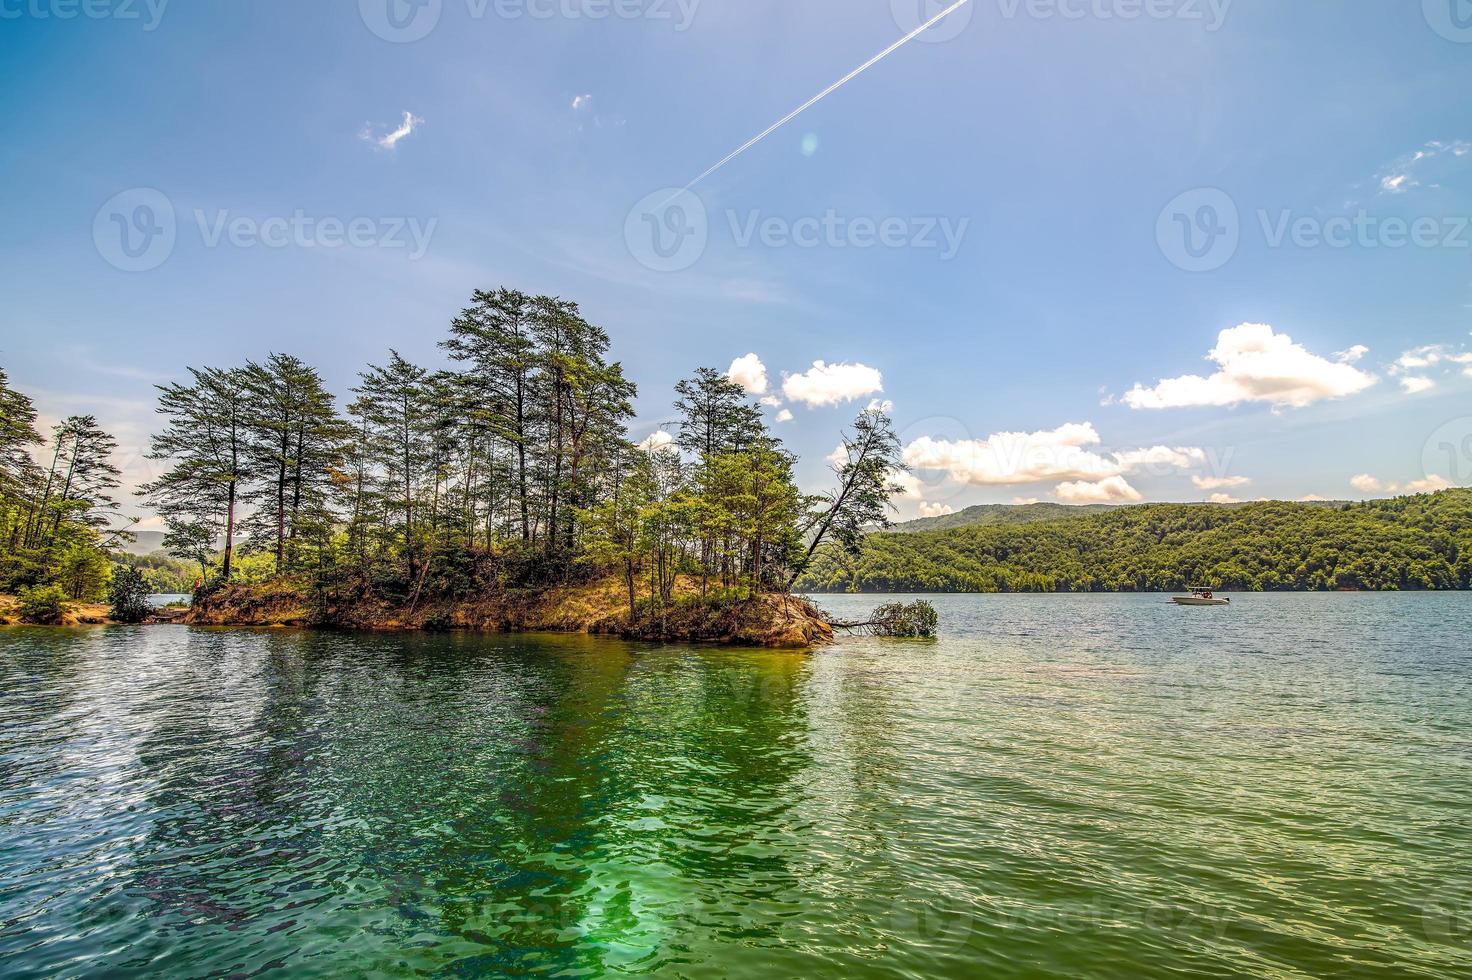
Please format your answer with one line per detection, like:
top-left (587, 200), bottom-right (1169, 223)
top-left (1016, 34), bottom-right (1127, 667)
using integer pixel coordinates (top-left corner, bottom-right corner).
top-left (798, 491), bottom-right (1472, 593)
top-left (2, 287), bottom-right (904, 624)
top-left (0, 375), bottom-right (127, 601)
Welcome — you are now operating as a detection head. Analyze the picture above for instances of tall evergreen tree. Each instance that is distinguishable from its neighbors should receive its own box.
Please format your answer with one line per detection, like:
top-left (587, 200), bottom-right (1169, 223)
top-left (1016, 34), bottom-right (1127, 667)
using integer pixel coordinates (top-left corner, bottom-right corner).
top-left (142, 367), bottom-right (256, 581)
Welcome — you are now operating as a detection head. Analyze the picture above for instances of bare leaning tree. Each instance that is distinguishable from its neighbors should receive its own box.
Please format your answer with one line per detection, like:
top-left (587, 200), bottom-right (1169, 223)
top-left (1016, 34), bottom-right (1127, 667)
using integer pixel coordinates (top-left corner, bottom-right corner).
top-left (787, 407), bottom-right (907, 590)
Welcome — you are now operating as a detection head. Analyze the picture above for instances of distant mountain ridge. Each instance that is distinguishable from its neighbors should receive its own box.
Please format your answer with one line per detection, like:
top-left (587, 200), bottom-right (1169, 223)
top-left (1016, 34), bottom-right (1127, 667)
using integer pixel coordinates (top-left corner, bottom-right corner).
top-left (801, 491), bottom-right (1467, 593)
top-left (891, 498), bottom-right (1353, 534)
top-left (892, 502), bottom-right (1117, 533)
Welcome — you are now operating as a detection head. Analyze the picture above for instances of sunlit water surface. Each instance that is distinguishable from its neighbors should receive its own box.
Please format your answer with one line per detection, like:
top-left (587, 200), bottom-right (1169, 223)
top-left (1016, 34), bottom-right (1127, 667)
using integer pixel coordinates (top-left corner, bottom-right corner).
top-left (2, 593), bottom-right (1470, 978)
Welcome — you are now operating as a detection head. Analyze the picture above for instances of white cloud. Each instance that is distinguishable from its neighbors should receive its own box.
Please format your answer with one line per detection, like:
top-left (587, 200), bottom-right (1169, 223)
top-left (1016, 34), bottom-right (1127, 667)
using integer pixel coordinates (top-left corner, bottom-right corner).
top-left (865, 398), bottom-right (895, 415)
top-left (782, 360), bottom-right (883, 408)
top-left (1400, 376), bottom-right (1435, 394)
top-left (1405, 475), bottom-right (1452, 494)
top-left (775, 409), bottom-right (794, 423)
top-left (760, 395), bottom-right (783, 407)
top-left (727, 353), bottom-right (768, 395)
top-left (892, 471), bottom-right (925, 501)
top-left (1377, 140), bottom-right (1472, 195)
top-left (1193, 475), bottom-right (1251, 490)
top-left (1336, 345), bottom-right (1369, 364)
top-left (1348, 473), bottom-right (1451, 495)
top-left (571, 94), bottom-right (593, 110)
top-left (918, 502), bottom-right (954, 518)
top-left (1123, 323), bottom-right (1377, 410)
top-left (361, 111), bottom-right (423, 151)
top-left (1299, 494), bottom-right (1329, 502)
top-left (1056, 476), bottom-right (1142, 504)
top-left (826, 443), bottom-right (849, 469)
top-left (1012, 497), bottom-right (1041, 506)
top-left (1350, 474), bottom-right (1386, 493)
top-left (903, 422), bottom-right (1203, 487)
top-left (638, 430), bottom-right (674, 453)
top-left (1207, 493), bottom-right (1241, 504)
top-left (1394, 344), bottom-right (1472, 372)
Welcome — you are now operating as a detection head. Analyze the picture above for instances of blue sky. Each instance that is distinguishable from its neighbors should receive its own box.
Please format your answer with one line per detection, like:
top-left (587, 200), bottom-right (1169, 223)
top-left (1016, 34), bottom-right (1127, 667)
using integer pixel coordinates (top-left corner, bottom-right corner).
top-left (3, 0), bottom-right (1471, 521)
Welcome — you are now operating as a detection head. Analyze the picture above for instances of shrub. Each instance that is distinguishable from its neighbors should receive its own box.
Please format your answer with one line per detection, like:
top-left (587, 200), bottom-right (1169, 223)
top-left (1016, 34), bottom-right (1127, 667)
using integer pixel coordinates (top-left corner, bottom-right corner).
top-left (870, 600), bottom-right (939, 638)
top-left (109, 564), bottom-right (153, 624)
top-left (17, 584), bottom-right (68, 625)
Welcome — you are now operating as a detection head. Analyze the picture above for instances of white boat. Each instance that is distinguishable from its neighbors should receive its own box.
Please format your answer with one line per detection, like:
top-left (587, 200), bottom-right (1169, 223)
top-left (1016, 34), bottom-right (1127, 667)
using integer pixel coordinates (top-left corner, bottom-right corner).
top-left (1173, 587), bottom-right (1230, 606)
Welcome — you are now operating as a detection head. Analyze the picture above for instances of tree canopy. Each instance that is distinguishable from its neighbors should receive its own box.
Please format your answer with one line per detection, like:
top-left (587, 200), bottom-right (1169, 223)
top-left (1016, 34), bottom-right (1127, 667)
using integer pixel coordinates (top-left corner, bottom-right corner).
top-left (797, 492), bottom-right (1472, 593)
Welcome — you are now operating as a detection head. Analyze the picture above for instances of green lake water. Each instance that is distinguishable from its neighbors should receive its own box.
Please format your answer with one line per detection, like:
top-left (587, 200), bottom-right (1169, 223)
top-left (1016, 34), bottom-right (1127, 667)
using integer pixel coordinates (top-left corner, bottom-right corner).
top-left (2, 593), bottom-right (1469, 978)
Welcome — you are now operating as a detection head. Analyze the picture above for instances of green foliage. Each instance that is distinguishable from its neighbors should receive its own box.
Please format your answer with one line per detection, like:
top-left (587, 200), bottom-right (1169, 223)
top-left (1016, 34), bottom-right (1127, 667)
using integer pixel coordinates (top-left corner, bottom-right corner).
top-left (0, 373), bottom-right (126, 602)
top-left (869, 600), bottom-right (939, 638)
top-left (109, 565), bottom-right (152, 624)
top-left (798, 492), bottom-right (1472, 593)
top-left (5, 288), bottom-right (911, 641)
top-left (17, 584), bottom-right (68, 624)
top-left (894, 501), bottom-right (1117, 533)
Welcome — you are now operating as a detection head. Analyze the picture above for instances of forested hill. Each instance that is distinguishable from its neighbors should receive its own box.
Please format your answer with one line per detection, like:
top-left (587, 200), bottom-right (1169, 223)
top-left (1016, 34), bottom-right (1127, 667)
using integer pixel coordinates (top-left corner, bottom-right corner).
top-left (798, 490), bottom-right (1472, 593)
top-left (893, 501), bottom-right (1117, 533)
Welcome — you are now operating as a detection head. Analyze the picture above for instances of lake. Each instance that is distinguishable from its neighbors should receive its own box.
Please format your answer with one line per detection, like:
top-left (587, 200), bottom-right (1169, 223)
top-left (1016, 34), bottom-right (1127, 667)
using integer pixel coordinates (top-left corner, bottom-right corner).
top-left (2, 593), bottom-right (1469, 977)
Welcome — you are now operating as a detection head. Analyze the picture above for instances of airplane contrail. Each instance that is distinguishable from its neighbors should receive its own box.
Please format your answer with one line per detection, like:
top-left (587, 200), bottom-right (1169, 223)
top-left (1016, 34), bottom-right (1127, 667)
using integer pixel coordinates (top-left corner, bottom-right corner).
top-left (671, 0), bottom-right (975, 200)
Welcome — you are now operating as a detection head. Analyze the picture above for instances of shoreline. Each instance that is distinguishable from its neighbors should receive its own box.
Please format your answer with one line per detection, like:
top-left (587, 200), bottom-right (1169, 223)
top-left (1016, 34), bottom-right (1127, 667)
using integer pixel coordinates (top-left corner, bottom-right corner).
top-left (2, 582), bottom-right (834, 648)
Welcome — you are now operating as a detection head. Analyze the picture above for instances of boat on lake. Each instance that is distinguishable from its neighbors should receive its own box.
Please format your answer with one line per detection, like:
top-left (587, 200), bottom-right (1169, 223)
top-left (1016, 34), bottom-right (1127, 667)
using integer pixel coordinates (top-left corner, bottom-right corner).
top-left (1173, 587), bottom-right (1230, 606)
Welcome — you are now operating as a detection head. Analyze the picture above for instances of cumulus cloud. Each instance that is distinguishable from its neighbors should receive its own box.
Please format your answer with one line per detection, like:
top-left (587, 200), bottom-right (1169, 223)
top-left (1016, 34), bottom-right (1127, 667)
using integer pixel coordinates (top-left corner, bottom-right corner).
top-left (1193, 475), bottom-right (1251, 490)
top-left (782, 361), bottom-right (883, 408)
top-left (1122, 323), bottom-right (1377, 410)
top-left (890, 470), bottom-right (926, 502)
top-left (1400, 376), bottom-right (1436, 394)
top-left (638, 430), bottom-right (674, 453)
top-left (1207, 493), bottom-right (1241, 504)
top-left (1350, 473), bottom-right (1386, 493)
top-left (866, 398), bottom-right (894, 415)
top-left (1405, 475), bottom-right (1453, 493)
top-left (775, 409), bottom-right (794, 423)
top-left (1299, 494), bottom-right (1329, 502)
top-left (1056, 476), bottom-right (1142, 504)
top-left (727, 353), bottom-right (769, 395)
top-left (903, 422), bottom-right (1203, 487)
top-left (1352, 473), bottom-right (1453, 495)
top-left (1335, 345), bottom-right (1369, 364)
top-left (918, 502), bottom-right (954, 518)
top-left (760, 395), bottom-right (783, 407)
top-left (1012, 497), bottom-right (1041, 506)
top-left (361, 111), bottom-right (423, 150)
